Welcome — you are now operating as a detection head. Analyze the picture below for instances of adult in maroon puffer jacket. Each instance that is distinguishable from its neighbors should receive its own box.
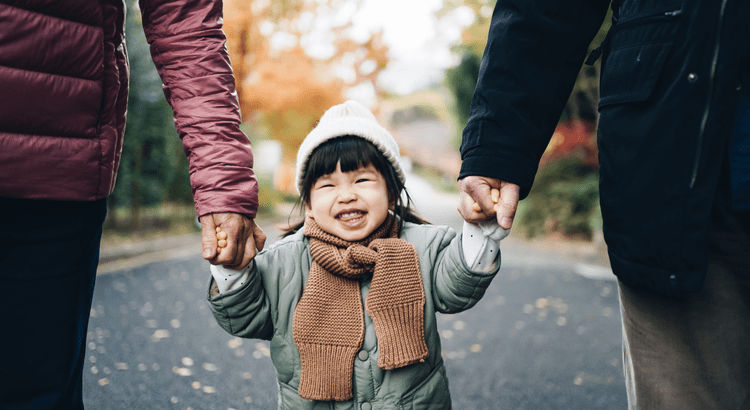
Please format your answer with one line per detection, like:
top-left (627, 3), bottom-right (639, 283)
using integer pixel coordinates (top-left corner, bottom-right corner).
top-left (0, 1), bottom-right (265, 408)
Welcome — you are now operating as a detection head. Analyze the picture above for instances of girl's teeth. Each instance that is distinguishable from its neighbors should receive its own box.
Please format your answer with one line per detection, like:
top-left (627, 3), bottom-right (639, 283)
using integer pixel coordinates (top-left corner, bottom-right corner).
top-left (339, 212), bottom-right (362, 221)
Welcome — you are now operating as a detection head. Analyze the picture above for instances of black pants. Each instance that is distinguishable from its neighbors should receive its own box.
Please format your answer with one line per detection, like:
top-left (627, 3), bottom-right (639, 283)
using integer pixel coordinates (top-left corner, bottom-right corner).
top-left (0, 198), bottom-right (107, 409)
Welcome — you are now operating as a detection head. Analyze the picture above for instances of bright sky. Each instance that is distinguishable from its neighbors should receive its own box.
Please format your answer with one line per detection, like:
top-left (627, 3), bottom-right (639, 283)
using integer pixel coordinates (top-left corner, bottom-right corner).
top-left (352, 0), bottom-right (476, 95)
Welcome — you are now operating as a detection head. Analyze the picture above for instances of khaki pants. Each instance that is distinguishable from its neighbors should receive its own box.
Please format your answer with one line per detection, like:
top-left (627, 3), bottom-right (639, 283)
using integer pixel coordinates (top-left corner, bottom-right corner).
top-left (619, 181), bottom-right (750, 410)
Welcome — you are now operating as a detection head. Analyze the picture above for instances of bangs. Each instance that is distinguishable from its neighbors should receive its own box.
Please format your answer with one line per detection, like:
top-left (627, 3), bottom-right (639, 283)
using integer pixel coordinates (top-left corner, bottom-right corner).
top-left (303, 136), bottom-right (392, 197)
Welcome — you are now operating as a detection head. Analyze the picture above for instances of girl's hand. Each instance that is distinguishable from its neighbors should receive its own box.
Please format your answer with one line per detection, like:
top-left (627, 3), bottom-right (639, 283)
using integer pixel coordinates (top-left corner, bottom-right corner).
top-left (200, 213), bottom-right (267, 270)
top-left (472, 188), bottom-right (501, 213)
top-left (216, 228), bottom-right (228, 251)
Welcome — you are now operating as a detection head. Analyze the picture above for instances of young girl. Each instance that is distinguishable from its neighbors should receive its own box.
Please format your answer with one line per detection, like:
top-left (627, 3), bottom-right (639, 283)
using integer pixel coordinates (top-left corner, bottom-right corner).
top-left (207, 100), bottom-right (508, 409)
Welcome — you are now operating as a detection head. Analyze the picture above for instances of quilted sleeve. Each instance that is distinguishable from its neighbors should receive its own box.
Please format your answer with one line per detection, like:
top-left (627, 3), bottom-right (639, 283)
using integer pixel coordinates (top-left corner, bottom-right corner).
top-left (208, 259), bottom-right (274, 340)
top-left (139, 0), bottom-right (258, 218)
top-left (405, 224), bottom-right (500, 314)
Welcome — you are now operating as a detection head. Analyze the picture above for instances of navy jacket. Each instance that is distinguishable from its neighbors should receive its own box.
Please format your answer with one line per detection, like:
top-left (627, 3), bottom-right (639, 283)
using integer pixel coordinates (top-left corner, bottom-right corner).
top-left (461, 0), bottom-right (749, 296)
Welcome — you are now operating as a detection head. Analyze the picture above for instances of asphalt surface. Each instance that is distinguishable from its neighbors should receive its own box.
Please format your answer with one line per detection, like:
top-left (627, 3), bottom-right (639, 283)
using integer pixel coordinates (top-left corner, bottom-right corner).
top-left (84, 176), bottom-right (626, 409)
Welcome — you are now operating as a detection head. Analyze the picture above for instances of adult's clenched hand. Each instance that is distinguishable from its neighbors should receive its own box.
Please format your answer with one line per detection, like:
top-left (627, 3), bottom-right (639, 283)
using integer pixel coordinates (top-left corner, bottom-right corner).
top-left (200, 213), bottom-right (267, 270)
top-left (458, 176), bottom-right (520, 230)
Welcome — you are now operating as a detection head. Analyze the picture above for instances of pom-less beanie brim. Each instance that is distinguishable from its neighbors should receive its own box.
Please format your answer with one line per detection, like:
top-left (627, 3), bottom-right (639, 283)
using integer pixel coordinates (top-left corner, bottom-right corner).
top-left (295, 100), bottom-right (404, 194)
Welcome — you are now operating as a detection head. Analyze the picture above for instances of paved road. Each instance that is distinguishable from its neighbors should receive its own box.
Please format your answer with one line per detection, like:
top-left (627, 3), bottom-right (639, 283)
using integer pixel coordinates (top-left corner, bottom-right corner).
top-left (84, 176), bottom-right (626, 409)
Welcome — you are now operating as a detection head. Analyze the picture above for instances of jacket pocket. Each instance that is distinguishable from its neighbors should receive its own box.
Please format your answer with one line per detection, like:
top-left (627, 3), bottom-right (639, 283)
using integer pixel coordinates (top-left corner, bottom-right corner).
top-left (598, 40), bottom-right (674, 107)
top-left (398, 365), bottom-right (451, 410)
top-left (597, 2), bottom-right (683, 108)
top-left (270, 336), bottom-right (295, 384)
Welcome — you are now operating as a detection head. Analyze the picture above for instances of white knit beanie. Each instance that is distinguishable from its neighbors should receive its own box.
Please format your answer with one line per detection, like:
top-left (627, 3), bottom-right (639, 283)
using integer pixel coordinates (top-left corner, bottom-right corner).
top-left (295, 100), bottom-right (404, 194)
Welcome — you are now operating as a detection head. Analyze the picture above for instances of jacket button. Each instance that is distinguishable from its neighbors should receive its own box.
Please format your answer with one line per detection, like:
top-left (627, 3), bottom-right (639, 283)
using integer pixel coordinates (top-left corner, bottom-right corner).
top-left (358, 350), bottom-right (369, 361)
top-left (687, 73), bottom-right (698, 83)
top-left (361, 403), bottom-right (372, 410)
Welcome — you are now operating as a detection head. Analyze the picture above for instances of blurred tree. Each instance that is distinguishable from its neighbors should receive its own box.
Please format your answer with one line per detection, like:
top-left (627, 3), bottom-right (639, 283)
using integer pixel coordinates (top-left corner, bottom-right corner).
top-left (108, 1), bottom-right (192, 229)
top-left (445, 51), bottom-right (480, 136)
top-left (520, 156), bottom-right (600, 240)
top-left (441, 0), bottom-right (496, 57)
top-left (223, 0), bottom-right (389, 192)
top-left (440, 0), bottom-right (495, 142)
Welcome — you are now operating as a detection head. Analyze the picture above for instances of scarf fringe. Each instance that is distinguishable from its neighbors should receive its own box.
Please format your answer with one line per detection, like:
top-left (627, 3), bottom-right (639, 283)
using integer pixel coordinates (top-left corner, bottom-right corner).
top-left (297, 344), bottom-right (359, 401)
top-left (369, 300), bottom-right (429, 369)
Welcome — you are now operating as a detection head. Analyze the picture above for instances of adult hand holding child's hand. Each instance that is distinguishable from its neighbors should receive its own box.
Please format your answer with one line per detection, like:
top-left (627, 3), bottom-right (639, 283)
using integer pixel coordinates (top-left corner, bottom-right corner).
top-left (458, 176), bottom-right (520, 230)
top-left (200, 213), bottom-right (267, 270)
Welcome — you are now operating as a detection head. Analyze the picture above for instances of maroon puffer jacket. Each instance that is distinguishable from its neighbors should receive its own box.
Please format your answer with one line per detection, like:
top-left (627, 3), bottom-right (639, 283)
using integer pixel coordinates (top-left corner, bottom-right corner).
top-left (0, 0), bottom-right (258, 218)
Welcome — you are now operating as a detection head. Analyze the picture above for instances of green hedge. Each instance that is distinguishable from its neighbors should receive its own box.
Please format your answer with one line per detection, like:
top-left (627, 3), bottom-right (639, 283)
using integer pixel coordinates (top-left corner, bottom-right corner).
top-left (517, 157), bottom-right (601, 240)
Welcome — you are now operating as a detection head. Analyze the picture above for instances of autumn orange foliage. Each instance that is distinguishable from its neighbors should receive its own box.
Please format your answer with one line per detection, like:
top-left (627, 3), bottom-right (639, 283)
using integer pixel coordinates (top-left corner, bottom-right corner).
top-left (540, 119), bottom-right (598, 167)
top-left (222, 0), bottom-right (389, 192)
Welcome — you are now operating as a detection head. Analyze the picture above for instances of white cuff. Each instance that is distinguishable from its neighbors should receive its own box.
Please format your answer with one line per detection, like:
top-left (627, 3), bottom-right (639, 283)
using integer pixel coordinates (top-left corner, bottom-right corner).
top-left (462, 221), bottom-right (509, 272)
top-left (210, 264), bottom-right (251, 294)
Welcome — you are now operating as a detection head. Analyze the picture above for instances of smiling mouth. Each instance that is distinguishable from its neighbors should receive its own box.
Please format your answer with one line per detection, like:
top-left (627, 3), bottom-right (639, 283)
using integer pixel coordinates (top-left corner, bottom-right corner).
top-left (336, 210), bottom-right (366, 224)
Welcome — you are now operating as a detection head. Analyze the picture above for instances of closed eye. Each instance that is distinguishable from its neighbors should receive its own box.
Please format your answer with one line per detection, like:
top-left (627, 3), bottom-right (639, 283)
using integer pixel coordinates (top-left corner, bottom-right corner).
top-left (314, 180), bottom-right (335, 189)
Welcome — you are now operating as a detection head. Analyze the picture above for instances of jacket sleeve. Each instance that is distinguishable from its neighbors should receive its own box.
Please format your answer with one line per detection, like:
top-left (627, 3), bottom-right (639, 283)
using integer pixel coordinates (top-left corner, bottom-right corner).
top-left (207, 233), bottom-right (308, 340)
top-left (138, 0), bottom-right (258, 218)
top-left (207, 260), bottom-right (274, 340)
top-left (459, 0), bottom-right (610, 200)
top-left (409, 225), bottom-right (500, 314)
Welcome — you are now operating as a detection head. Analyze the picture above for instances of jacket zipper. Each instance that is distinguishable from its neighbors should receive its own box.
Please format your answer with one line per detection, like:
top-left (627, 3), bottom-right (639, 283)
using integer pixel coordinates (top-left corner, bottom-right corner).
top-left (690, 0), bottom-right (728, 188)
top-left (613, 9), bottom-right (682, 33)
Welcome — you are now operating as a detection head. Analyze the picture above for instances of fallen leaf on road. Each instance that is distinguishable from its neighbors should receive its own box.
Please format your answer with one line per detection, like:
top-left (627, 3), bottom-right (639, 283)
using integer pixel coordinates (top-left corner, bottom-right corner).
top-left (172, 366), bottom-right (192, 376)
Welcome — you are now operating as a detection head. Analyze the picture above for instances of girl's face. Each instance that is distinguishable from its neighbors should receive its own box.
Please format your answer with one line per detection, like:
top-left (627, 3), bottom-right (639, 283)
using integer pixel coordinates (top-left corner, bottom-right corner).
top-left (307, 162), bottom-right (392, 241)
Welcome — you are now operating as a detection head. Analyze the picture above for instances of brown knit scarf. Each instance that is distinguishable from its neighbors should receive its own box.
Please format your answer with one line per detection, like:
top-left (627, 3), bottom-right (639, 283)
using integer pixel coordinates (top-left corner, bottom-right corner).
top-left (292, 214), bottom-right (428, 401)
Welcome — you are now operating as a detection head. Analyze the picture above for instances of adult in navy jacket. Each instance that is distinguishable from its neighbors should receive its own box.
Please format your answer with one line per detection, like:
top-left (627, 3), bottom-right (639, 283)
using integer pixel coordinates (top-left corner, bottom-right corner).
top-left (458, 0), bottom-right (750, 408)
top-left (0, 0), bottom-right (265, 408)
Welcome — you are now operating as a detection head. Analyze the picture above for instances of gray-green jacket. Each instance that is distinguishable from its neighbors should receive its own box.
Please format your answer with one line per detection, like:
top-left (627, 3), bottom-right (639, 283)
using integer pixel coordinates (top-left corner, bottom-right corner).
top-left (208, 222), bottom-right (500, 409)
